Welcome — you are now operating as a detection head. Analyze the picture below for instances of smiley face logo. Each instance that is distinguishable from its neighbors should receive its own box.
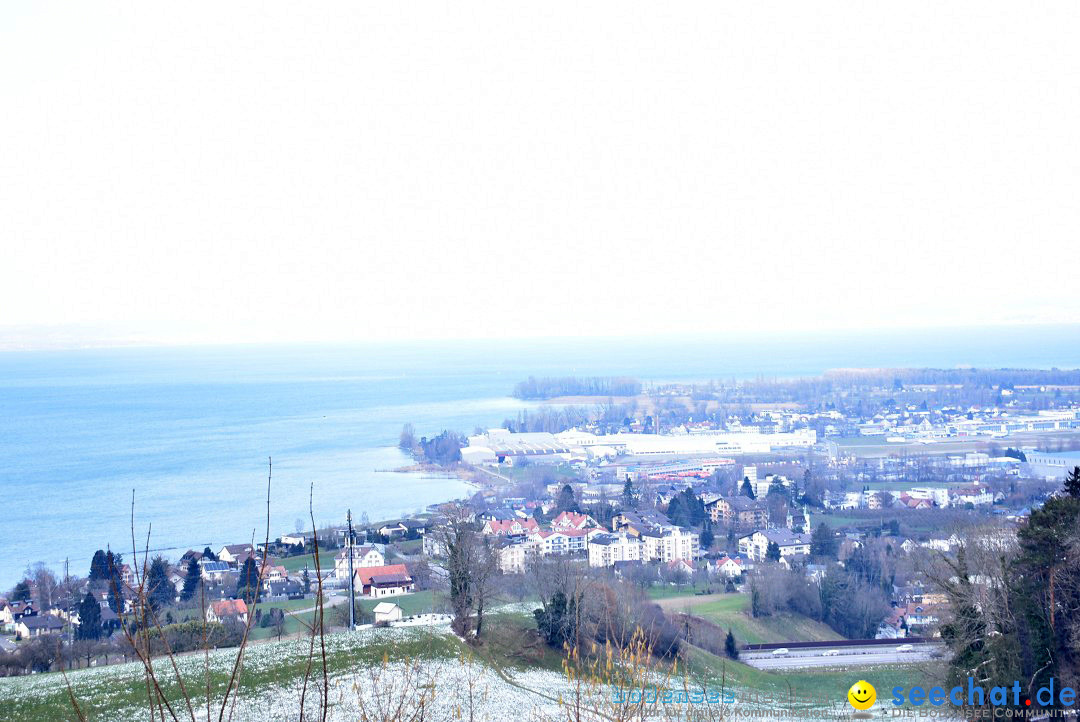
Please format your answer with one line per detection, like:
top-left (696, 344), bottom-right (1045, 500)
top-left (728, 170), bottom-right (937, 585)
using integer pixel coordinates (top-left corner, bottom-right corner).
top-left (847, 680), bottom-right (877, 711)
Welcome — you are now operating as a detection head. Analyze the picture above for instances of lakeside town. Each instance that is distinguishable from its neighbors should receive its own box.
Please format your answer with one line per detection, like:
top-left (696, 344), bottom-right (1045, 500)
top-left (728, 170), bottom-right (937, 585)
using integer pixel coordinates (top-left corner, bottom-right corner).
top-left (3, 367), bottom-right (1079, 688)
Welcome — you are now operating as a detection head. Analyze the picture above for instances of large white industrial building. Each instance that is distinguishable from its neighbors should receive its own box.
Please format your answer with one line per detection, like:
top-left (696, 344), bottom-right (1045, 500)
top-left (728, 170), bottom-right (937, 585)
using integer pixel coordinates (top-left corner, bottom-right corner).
top-left (464, 428), bottom-right (816, 463)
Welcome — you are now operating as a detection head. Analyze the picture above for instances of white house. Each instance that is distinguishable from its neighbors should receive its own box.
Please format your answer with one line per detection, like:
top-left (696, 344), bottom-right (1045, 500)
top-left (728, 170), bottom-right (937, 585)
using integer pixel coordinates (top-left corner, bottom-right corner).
top-left (713, 556), bottom-right (745, 579)
top-left (373, 602), bottom-right (403, 624)
top-left (199, 560), bottom-right (232, 582)
top-left (738, 530), bottom-right (811, 562)
top-left (639, 527), bottom-right (699, 563)
top-left (588, 533), bottom-right (642, 567)
top-left (908, 487), bottom-right (950, 508)
top-left (529, 528), bottom-right (599, 556)
top-left (334, 545), bottom-right (385, 580)
top-left (217, 544), bottom-right (255, 566)
top-left (496, 538), bottom-right (536, 574)
top-left (751, 474), bottom-right (790, 499)
top-left (949, 484), bottom-right (993, 507)
top-left (15, 615), bottom-right (65, 640)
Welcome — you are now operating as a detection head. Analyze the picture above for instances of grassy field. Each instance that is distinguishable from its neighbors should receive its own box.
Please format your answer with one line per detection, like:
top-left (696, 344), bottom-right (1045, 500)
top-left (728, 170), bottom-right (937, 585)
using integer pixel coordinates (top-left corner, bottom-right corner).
top-left (817, 512), bottom-right (878, 528)
top-left (248, 590), bottom-right (441, 640)
top-left (278, 546), bottom-right (337, 574)
top-left (391, 538), bottom-right (424, 555)
top-left (247, 596), bottom-right (323, 640)
top-left (658, 593), bottom-right (842, 646)
top-left (647, 585), bottom-right (709, 600)
top-left (356, 589), bottom-right (439, 617)
top-left (469, 611), bottom-right (566, 673)
top-left (682, 644), bottom-right (940, 704)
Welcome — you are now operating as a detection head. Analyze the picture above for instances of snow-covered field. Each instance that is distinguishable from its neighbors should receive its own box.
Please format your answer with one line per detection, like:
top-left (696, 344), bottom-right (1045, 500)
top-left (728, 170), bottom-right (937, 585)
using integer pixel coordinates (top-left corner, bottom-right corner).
top-left (0, 626), bottom-right (575, 721)
top-left (0, 624), bottom-right (943, 721)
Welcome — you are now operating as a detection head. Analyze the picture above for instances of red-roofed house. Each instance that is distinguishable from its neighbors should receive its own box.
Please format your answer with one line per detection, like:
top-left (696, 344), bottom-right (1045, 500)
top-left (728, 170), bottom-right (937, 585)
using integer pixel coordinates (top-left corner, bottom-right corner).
top-left (666, 558), bottom-right (695, 576)
top-left (713, 556), bottom-right (745, 579)
top-left (949, 484), bottom-right (994, 506)
top-left (550, 511), bottom-right (599, 531)
top-left (898, 494), bottom-right (932, 510)
top-left (353, 564), bottom-right (414, 598)
top-left (207, 599), bottom-right (249, 625)
top-left (482, 518), bottom-right (540, 536)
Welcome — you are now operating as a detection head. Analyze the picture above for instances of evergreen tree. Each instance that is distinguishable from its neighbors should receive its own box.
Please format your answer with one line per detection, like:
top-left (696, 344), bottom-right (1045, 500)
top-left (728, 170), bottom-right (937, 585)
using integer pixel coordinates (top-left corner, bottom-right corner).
top-left (75, 592), bottom-right (102, 640)
top-left (107, 583), bottom-right (122, 614)
top-left (180, 556), bottom-right (200, 601)
top-left (810, 523), bottom-right (838, 559)
top-left (11, 580), bottom-right (31, 602)
top-left (937, 494), bottom-right (1080, 701)
top-left (741, 477), bottom-right (756, 499)
top-left (534, 591), bottom-right (578, 648)
top-left (237, 557), bottom-right (260, 603)
top-left (104, 551), bottom-right (124, 611)
top-left (700, 527), bottom-right (714, 550)
top-left (938, 547), bottom-right (996, 689)
top-left (666, 496), bottom-right (685, 526)
top-left (765, 541), bottom-right (781, 562)
top-left (89, 550), bottom-right (108, 581)
top-left (1065, 466), bottom-right (1080, 498)
top-left (724, 628), bottom-right (739, 659)
top-left (678, 487), bottom-right (706, 526)
top-left (301, 566), bottom-right (312, 595)
top-left (202, 546), bottom-right (217, 562)
top-left (556, 484), bottom-right (579, 513)
top-left (622, 479), bottom-right (636, 509)
top-left (145, 556), bottom-right (174, 612)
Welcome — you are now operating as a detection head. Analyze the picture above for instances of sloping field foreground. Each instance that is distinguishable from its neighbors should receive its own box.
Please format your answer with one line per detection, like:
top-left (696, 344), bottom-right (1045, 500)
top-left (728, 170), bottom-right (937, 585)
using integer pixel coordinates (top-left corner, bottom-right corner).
top-left (0, 616), bottom-right (937, 721)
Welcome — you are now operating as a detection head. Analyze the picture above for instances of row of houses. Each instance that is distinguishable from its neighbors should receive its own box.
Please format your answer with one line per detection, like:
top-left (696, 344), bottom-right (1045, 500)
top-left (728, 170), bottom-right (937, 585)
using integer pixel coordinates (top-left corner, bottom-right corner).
top-left (186, 548), bottom-right (305, 600)
top-left (0, 599), bottom-right (69, 640)
top-left (824, 483), bottom-right (997, 511)
top-left (467, 507), bottom-right (706, 573)
top-left (480, 511), bottom-right (609, 573)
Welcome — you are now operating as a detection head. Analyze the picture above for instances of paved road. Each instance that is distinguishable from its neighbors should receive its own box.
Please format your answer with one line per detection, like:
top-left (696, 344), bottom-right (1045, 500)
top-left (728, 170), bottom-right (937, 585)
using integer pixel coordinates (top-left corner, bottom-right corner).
top-left (742, 644), bottom-right (942, 669)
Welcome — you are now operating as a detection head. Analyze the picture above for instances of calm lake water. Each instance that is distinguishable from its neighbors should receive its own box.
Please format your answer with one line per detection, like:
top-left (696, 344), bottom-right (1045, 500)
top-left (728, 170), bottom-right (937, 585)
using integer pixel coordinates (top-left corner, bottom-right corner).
top-left (1, 326), bottom-right (1078, 587)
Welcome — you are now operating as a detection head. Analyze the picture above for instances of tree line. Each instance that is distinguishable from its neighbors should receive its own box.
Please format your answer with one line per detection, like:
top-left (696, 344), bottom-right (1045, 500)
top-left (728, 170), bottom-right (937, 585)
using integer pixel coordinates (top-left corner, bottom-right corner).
top-left (512, 376), bottom-right (641, 400)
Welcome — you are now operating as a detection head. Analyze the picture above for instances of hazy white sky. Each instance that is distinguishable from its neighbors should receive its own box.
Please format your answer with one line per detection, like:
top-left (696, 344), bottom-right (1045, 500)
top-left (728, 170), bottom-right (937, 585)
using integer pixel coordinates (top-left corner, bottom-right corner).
top-left (2, 2), bottom-right (1079, 347)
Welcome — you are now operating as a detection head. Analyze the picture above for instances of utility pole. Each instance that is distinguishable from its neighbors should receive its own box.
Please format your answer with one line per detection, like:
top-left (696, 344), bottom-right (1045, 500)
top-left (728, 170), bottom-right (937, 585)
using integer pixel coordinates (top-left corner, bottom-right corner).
top-left (347, 509), bottom-right (356, 631)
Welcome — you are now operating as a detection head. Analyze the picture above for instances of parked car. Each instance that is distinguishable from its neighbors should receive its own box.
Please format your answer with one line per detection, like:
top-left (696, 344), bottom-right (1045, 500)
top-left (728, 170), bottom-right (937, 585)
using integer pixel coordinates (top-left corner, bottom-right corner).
top-left (896, 644), bottom-right (914, 653)
top-left (771, 648), bottom-right (789, 657)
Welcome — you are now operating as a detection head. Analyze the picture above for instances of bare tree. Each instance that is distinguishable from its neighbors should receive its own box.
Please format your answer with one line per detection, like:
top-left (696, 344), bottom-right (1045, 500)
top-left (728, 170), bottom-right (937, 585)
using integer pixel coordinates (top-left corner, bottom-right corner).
top-left (26, 562), bottom-right (59, 610)
top-left (438, 504), bottom-right (499, 641)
